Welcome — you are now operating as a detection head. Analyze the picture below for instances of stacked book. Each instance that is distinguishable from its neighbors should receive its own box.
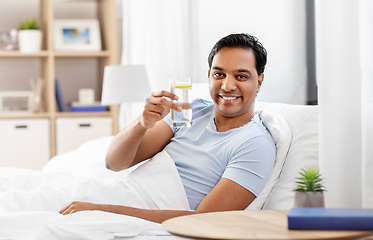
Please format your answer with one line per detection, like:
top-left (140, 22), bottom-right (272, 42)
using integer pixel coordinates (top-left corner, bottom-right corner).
top-left (55, 78), bottom-right (108, 112)
top-left (288, 207), bottom-right (373, 230)
top-left (70, 101), bottom-right (108, 112)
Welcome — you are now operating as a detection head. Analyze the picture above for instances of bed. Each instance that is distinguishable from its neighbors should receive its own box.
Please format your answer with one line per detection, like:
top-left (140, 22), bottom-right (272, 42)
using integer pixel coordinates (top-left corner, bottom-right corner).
top-left (0, 100), bottom-right (318, 240)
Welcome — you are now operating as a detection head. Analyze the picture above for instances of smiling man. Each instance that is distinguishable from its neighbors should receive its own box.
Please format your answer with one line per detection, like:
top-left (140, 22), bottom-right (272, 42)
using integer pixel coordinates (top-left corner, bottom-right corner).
top-left (209, 46), bottom-right (263, 131)
top-left (60, 33), bottom-right (276, 223)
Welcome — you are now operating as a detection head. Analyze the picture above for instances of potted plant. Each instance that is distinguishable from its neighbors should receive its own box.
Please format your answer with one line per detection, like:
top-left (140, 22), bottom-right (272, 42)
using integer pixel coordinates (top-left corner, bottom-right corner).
top-left (294, 167), bottom-right (326, 207)
top-left (18, 18), bottom-right (42, 53)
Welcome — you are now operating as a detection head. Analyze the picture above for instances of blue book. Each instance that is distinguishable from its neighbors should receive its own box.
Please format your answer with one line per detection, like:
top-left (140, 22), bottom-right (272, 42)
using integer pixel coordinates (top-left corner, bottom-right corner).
top-left (55, 78), bottom-right (66, 112)
top-left (70, 101), bottom-right (108, 112)
top-left (288, 208), bottom-right (373, 230)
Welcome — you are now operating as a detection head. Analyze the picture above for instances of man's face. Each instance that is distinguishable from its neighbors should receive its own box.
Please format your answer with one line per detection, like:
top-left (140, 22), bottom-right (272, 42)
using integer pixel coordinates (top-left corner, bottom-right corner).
top-left (208, 47), bottom-right (264, 119)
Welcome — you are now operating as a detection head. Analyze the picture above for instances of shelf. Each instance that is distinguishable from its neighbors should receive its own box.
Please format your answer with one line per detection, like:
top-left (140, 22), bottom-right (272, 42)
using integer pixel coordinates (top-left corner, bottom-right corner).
top-left (0, 111), bottom-right (113, 120)
top-left (54, 51), bottom-right (111, 57)
top-left (0, 113), bottom-right (50, 119)
top-left (0, 51), bottom-right (50, 58)
top-left (55, 111), bottom-right (112, 118)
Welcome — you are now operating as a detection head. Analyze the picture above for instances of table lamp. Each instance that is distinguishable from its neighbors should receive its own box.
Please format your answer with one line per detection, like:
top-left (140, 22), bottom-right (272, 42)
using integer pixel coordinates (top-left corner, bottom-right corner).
top-left (101, 65), bottom-right (151, 129)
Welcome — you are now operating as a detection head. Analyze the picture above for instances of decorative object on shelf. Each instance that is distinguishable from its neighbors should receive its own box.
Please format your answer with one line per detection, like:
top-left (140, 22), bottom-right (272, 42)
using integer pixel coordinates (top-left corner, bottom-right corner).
top-left (55, 78), bottom-right (66, 112)
top-left (0, 91), bottom-right (34, 114)
top-left (0, 29), bottom-right (18, 51)
top-left (29, 78), bottom-right (45, 113)
top-left (78, 88), bottom-right (95, 104)
top-left (18, 18), bottom-right (42, 53)
top-left (70, 101), bottom-right (107, 112)
top-left (294, 167), bottom-right (325, 208)
top-left (53, 19), bottom-right (102, 51)
top-left (101, 65), bottom-right (151, 129)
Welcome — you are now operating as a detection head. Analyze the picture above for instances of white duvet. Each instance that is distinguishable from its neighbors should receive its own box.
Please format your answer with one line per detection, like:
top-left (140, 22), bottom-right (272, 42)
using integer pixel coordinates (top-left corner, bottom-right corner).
top-left (0, 109), bottom-right (292, 240)
top-left (0, 150), bottom-right (190, 240)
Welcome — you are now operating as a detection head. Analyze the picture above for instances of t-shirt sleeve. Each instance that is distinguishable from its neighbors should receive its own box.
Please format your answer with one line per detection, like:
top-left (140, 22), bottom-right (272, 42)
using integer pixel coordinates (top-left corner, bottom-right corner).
top-left (163, 112), bottom-right (177, 133)
top-left (221, 134), bottom-right (276, 197)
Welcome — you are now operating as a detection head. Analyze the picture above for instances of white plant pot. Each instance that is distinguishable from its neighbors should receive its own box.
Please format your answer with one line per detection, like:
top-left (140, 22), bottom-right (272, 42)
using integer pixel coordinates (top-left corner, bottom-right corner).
top-left (18, 30), bottom-right (42, 53)
top-left (294, 192), bottom-right (325, 208)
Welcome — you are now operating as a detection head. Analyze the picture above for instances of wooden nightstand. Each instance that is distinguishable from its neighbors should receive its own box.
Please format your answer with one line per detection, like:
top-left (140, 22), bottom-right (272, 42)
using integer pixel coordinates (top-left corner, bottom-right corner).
top-left (162, 210), bottom-right (373, 239)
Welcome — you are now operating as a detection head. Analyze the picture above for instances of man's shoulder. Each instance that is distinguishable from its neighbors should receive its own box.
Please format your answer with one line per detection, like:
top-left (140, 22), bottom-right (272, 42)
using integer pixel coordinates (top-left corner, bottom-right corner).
top-left (192, 98), bottom-right (213, 110)
top-left (192, 98), bottom-right (214, 120)
top-left (232, 114), bottom-right (276, 149)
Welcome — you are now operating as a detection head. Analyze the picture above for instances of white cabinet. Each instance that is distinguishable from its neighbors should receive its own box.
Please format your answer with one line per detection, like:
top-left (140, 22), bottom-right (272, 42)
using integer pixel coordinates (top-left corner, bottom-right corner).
top-left (56, 117), bottom-right (112, 155)
top-left (0, 118), bottom-right (50, 170)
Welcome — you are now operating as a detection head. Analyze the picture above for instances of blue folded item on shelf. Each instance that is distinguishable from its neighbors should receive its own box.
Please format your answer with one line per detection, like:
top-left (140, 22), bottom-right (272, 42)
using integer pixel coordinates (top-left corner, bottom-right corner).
top-left (288, 208), bottom-right (373, 230)
top-left (70, 101), bottom-right (108, 112)
top-left (70, 106), bottom-right (108, 112)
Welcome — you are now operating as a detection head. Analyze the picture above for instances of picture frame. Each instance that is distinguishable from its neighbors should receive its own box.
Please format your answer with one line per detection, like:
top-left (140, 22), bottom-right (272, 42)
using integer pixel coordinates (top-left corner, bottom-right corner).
top-left (0, 91), bottom-right (34, 114)
top-left (53, 19), bottom-right (102, 51)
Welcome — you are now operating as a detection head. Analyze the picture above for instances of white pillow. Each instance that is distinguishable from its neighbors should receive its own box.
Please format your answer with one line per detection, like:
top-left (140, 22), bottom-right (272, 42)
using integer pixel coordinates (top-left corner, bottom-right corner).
top-left (255, 103), bottom-right (319, 210)
top-left (43, 136), bottom-right (114, 176)
top-left (0, 167), bottom-right (40, 177)
top-left (43, 136), bottom-right (144, 179)
top-left (246, 110), bottom-right (292, 210)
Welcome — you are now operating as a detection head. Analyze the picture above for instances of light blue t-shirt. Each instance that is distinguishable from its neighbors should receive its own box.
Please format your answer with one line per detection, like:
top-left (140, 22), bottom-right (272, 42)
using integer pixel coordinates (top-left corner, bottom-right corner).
top-left (163, 99), bottom-right (276, 210)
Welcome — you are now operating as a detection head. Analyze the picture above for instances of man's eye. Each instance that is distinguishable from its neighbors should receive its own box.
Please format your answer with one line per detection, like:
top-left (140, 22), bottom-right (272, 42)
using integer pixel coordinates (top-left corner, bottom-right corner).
top-left (214, 72), bottom-right (224, 78)
top-left (237, 75), bottom-right (248, 80)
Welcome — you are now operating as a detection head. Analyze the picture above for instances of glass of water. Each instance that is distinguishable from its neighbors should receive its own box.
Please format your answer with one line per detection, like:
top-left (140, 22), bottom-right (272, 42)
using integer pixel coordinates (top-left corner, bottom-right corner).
top-left (169, 79), bottom-right (192, 127)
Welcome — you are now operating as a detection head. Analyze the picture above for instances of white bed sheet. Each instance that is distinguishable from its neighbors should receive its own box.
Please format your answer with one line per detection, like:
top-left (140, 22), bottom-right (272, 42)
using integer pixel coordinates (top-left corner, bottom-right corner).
top-left (0, 150), bottom-right (190, 240)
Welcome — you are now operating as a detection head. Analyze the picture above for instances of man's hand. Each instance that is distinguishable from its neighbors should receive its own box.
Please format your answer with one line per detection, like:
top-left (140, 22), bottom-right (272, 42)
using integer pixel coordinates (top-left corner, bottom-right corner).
top-left (140, 90), bottom-right (181, 129)
top-left (105, 90), bottom-right (179, 171)
top-left (60, 201), bottom-right (101, 215)
top-left (59, 178), bottom-right (255, 223)
top-left (60, 201), bottom-right (195, 223)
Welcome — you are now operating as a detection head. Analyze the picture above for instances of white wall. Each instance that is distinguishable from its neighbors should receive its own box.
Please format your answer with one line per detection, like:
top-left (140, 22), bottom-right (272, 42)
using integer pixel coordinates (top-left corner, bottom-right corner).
top-left (190, 0), bottom-right (307, 104)
top-left (1, 0), bottom-right (307, 105)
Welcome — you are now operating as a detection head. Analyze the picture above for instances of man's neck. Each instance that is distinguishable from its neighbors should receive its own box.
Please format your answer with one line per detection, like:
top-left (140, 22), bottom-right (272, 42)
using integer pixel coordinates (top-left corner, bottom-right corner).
top-left (214, 111), bottom-right (255, 132)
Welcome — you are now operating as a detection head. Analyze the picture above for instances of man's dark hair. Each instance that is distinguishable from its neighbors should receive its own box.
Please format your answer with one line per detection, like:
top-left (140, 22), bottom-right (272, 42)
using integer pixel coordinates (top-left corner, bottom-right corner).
top-left (208, 33), bottom-right (267, 75)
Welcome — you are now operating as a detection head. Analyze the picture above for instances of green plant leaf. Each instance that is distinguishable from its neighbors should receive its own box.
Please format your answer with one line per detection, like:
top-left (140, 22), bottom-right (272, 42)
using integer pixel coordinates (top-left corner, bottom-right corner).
top-left (19, 18), bottom-right (39, 30)
top-left (294, 166), bottom-right (326, 192)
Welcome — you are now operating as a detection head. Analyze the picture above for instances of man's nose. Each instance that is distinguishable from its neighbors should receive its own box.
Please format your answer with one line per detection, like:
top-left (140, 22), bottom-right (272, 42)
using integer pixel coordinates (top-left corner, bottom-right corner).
top-left (221, 75), bottom-right (237, 92)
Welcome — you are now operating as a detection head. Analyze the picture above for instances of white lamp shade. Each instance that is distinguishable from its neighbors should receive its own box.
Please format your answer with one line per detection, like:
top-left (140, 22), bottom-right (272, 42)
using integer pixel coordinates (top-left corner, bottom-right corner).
top-left (101, 65), bottom-right (151, 105)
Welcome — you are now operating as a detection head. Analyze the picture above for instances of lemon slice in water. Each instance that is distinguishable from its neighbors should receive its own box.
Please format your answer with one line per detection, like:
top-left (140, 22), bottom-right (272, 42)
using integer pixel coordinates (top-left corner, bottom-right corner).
top-left (173, 84), bottom-right (192, 89)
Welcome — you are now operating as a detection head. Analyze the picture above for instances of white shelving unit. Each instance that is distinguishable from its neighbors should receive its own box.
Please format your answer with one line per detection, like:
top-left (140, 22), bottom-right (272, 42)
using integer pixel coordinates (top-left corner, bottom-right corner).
top-left (0, 0), bottom-right (120, 168)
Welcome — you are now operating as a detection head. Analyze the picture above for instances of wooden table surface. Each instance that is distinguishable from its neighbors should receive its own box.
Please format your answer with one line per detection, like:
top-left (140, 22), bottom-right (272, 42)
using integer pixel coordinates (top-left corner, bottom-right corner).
top-left (162, 210), bottom-right (373, 239)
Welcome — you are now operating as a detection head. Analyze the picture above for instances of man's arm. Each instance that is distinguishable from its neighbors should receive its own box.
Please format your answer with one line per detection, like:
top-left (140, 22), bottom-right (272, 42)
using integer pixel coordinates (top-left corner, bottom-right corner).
top-left (60, 178), bottom-right (256, 223)
top-left (105, 90), bottom-right (181, 171)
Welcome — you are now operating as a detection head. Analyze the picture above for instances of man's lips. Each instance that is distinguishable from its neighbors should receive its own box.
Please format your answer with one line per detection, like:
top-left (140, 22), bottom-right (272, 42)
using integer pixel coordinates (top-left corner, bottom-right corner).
top-left (219, 95), bottom-right (241, 101)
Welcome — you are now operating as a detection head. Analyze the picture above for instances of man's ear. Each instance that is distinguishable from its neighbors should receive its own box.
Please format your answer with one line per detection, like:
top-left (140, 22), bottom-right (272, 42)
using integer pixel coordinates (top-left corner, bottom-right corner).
top-left (208, 69), bottom-right (211, 78)
top-left (257, 73), bottom-right (264, 93)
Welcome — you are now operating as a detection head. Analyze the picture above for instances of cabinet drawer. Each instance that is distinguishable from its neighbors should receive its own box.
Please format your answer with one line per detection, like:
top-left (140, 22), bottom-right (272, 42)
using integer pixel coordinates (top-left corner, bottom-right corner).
top-left (0, 118), bottom-right (50, 170)
top-left (56, 117), bottom-right (112, 155)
